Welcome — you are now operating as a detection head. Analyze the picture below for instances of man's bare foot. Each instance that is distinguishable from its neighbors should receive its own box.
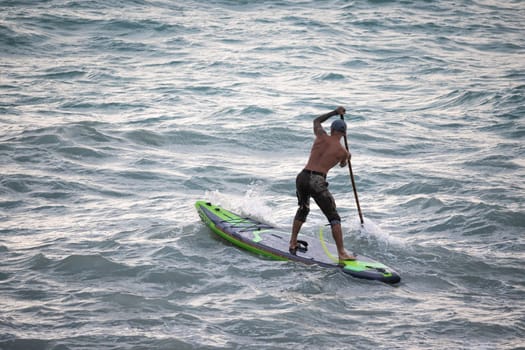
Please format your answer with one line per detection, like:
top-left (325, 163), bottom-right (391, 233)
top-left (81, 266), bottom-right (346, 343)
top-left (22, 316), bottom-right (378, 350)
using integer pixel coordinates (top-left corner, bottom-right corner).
top-left (289, 240), bottom-right (309, 255)
top-left (338, 251), bottom-right (357, 263)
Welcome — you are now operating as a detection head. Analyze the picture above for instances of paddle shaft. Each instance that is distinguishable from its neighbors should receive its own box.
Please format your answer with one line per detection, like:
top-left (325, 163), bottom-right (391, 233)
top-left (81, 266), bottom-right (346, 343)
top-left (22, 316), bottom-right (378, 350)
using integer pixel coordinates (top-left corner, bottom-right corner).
top-left (340, 114), bottom-right (364, 225)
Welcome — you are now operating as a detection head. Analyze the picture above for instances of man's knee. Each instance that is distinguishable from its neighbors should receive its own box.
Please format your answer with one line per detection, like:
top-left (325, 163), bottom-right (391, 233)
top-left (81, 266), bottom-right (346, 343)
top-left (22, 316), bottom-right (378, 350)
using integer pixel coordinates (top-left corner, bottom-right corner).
top-left (328, 213), bottom-right (341, 227)
top-left (294, 204), bottom-right (310, 222)
top-left (329, 219), bottom-right (341, 227)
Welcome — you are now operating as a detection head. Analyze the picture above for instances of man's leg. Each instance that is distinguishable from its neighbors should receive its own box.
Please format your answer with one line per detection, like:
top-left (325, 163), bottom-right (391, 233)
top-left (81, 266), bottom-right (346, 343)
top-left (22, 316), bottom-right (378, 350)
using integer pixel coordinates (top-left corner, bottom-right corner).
top-left (331, 223), bottom-right (356, 261)
top-left (312, 186), bottom-right (356, 262)
top-left (291, 173), bottom-right (309, 250)
top-left (289, 219), bottom-right (304, 250)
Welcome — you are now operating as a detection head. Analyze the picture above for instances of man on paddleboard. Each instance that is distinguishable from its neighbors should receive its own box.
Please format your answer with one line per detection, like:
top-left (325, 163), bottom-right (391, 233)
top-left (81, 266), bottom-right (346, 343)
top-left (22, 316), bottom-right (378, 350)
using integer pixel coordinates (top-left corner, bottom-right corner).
top-left (290, 106), bottom-right (356, 262)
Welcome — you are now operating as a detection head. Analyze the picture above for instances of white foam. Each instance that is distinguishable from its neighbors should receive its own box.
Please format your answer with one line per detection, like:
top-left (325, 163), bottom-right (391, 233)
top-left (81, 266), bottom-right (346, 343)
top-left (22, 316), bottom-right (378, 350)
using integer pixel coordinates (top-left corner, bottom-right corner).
top-left (348, 215), bottom-right (407, 248)
top-left (203, 187), bottom-right (275, 225)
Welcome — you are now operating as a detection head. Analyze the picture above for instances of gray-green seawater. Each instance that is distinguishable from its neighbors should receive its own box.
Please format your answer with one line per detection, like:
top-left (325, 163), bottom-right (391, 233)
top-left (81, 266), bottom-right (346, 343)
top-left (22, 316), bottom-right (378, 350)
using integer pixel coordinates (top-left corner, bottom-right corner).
top-left (1, 0), bottom-right (524, 349)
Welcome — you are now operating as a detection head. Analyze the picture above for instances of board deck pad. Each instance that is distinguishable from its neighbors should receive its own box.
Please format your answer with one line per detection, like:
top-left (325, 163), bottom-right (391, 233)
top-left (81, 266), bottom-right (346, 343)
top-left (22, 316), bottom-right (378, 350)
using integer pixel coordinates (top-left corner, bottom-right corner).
top-left (196, 200), bottom-right (401, 284)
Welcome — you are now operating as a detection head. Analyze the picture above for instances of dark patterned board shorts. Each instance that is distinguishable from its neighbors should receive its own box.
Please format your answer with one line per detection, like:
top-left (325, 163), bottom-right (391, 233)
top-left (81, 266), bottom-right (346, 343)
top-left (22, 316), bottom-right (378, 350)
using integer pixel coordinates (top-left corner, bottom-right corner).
top-left (294, 169), bottom-right (341, 225)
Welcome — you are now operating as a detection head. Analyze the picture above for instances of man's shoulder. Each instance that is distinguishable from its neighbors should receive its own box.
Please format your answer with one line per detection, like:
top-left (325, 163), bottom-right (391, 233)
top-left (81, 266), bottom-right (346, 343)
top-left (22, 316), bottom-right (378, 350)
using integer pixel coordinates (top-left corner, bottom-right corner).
top-left (314, 125), bottom-right (328, 137)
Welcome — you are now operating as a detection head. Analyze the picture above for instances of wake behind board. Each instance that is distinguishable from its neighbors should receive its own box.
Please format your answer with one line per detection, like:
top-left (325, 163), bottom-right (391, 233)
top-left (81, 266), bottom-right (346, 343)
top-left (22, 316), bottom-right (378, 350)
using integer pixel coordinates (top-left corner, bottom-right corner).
top-left (196, 201), bottom-right (400, 284)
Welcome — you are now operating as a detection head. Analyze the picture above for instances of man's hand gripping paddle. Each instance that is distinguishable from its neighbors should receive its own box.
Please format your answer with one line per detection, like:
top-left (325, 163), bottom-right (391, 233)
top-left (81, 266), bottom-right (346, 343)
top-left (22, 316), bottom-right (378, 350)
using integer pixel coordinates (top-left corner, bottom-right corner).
top-left (340, 114), bottom-right (364, 226)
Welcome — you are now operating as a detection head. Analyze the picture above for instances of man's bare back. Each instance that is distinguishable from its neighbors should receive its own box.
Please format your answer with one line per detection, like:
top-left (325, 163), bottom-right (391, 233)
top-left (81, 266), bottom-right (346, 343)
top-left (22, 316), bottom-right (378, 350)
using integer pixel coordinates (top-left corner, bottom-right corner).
top-left (304, 133), bottom-right (349, 175)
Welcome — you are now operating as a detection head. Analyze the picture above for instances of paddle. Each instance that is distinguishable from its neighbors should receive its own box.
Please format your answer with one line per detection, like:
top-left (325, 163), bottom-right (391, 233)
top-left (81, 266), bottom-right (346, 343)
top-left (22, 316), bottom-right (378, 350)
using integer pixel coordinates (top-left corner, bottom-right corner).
top-left (340, 114), bottom-right (364, 225)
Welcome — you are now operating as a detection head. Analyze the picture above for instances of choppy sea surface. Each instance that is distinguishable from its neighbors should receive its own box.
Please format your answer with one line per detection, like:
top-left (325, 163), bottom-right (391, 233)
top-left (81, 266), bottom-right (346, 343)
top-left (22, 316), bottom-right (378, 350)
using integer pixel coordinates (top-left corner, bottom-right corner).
top-left (1, 0), bottom-right (524, 349)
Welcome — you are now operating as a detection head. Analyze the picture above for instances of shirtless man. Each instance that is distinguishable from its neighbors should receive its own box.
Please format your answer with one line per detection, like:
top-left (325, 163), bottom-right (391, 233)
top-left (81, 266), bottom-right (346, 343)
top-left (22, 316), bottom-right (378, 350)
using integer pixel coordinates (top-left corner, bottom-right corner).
top-left (290, 106), bottom-right (356, 262)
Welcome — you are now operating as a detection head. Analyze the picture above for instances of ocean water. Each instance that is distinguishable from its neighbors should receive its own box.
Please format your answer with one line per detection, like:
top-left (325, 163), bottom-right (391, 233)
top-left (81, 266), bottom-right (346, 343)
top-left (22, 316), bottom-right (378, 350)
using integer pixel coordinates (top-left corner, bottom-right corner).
top-left (1, 0), bottom-right (524, 349)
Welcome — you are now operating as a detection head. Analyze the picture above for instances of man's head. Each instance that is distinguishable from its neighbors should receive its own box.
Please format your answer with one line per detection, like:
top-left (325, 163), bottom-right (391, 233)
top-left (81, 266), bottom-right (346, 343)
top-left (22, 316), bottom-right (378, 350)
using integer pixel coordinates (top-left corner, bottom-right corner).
top-left (330, 119), bottom-right (347, 135)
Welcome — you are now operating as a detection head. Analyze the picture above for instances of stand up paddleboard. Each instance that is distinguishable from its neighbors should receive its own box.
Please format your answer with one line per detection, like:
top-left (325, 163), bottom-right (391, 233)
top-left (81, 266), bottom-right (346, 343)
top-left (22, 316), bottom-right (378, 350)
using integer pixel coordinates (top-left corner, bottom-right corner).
top-left (196, 200), bottom-right (401, 284)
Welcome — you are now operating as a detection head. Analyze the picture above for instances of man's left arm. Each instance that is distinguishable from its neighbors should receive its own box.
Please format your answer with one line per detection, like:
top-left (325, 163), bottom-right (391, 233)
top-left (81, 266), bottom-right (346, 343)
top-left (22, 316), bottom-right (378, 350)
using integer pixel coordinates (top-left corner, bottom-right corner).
top-left (313, 106), bottom-right (346, 136)
top-left (339, 150), bottom-right (351, 167)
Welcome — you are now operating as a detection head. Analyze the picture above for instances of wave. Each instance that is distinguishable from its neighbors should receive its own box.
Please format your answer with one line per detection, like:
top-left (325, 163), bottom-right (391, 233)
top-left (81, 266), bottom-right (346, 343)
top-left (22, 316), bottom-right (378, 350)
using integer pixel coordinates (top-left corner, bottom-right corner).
top-left (464, 154), bottom-right (522, 170)
top-left (52, 254), bottom-right (134, 278)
